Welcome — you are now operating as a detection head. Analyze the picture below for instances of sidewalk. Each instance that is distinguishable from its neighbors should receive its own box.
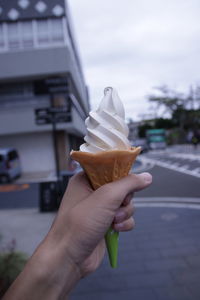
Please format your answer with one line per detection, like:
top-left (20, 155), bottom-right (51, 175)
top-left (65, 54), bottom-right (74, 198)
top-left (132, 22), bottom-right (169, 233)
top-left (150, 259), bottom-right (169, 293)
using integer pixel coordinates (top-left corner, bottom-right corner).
top-left (0, 203), bottom-right (200, 300)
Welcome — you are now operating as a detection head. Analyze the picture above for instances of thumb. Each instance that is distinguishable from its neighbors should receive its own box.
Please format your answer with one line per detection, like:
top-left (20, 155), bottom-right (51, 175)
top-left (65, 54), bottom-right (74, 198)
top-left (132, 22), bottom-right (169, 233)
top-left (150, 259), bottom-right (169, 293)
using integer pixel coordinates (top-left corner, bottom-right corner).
top-left (86, 172), bottom-right (152, 213)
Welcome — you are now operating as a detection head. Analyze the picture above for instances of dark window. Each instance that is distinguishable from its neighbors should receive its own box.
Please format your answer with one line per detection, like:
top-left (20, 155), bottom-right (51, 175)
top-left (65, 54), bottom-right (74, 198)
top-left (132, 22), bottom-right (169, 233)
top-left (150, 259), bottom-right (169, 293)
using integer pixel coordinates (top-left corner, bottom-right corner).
top-left (34, 80), bottom-right (49, 95)
top-left (8, 150), bottom-right (18, 161)
top-left (0, 82), bottom-right (33, 97)
top-left (0, 155), bottom-right (3, 162)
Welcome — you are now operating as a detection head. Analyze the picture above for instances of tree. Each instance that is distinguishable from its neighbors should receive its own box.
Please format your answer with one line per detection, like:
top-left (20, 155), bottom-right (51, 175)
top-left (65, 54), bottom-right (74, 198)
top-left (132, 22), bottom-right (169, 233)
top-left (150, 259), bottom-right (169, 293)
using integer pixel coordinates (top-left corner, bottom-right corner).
top-left (148, 85), bottom-right (200, 130)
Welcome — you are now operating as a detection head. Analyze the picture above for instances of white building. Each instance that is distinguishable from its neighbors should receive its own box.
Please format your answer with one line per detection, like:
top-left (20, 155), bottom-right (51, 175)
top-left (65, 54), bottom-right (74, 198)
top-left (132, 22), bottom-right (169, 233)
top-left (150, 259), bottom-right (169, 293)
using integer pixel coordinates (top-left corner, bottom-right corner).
top-left (0, 0), bottom-right (89, 181)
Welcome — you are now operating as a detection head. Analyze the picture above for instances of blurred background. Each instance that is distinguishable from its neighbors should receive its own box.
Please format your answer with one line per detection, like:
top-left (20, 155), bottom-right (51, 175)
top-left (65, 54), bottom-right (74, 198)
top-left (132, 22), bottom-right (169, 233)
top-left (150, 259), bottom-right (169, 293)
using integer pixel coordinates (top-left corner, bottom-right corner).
top-left (0, 0), bottom-right (199, 299)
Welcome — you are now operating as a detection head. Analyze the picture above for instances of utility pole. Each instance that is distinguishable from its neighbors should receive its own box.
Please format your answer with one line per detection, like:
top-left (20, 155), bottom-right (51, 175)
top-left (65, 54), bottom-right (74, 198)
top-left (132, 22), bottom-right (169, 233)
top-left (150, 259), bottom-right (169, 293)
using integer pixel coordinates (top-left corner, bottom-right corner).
top-left (51, 95), bottom-right (60, 181)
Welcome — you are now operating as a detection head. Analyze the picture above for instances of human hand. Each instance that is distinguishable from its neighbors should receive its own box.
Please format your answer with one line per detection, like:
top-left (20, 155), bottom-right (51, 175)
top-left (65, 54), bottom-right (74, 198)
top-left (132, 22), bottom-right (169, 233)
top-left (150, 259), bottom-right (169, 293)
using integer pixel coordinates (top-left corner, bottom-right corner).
top-left (49, 172), bottom-right (152, 277)
top-left (3, 172), bottom-right (152, 300)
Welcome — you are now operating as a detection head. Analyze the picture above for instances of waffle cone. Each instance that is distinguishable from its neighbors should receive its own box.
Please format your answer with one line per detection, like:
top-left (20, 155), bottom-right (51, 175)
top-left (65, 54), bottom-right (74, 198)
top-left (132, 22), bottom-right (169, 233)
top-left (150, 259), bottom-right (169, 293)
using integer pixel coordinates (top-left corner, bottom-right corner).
top-left (70, 147), bottom-right (141, 190)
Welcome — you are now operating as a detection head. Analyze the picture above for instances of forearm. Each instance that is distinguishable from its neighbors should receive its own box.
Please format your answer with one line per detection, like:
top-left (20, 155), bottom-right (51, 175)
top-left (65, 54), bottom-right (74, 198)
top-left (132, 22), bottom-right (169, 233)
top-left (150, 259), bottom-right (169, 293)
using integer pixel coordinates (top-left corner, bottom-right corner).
top-left (3, 235), bottom-right (81, 300)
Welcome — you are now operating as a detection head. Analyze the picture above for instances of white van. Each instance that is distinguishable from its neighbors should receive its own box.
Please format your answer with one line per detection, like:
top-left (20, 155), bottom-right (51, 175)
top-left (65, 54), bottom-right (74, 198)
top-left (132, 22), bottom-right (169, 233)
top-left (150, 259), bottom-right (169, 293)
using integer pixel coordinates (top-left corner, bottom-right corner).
top-left (0, 148), bottom-right (21, 183)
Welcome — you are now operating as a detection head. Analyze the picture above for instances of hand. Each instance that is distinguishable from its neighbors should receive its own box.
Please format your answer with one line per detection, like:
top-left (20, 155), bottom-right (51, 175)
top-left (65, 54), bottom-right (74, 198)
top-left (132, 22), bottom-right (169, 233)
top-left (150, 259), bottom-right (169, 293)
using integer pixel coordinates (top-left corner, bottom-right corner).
top-left (3, 172), bottom-right (152, 300)
top-left (49, 172), bottom-right (152, 277)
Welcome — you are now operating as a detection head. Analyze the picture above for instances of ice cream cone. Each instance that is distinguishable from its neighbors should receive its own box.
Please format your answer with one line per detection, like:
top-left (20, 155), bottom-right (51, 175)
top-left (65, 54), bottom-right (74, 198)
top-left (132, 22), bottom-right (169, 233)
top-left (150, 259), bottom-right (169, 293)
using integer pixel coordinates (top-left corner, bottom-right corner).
top-left (70, 147), bottom-right (141, 268)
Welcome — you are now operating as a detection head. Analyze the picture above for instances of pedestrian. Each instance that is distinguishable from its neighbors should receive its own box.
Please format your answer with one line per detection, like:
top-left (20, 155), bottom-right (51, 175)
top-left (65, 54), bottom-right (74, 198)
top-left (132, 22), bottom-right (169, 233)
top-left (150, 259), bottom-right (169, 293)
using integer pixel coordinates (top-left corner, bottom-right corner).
top-left (191, 129), bottom-right (200, 150)
top-left (3, 172), bottom-right (152, 299)
top-left (186, 130), bottom-right (193, 144)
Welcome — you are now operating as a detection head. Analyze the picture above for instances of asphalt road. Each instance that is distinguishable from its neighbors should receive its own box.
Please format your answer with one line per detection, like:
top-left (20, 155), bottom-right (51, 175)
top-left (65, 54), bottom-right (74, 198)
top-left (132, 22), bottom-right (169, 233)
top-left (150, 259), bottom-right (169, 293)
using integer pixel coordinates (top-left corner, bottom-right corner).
top-left (1, 146), bottom-right (199, 300)
top-left (0, 163), bottom-right (199, 209)
top-left (137, 147), bottom-right (200, 198)
top-left (137, 165), bottom-right (200, 198)
top-left (143, 149), bottom-right (200, 178)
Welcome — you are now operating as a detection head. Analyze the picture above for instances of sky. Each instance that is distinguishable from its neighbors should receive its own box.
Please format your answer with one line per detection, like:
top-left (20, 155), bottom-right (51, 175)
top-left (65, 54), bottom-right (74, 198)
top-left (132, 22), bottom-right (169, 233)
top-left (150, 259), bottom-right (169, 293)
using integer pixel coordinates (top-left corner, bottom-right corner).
top-left (68, 0), bottom-right (200, 120)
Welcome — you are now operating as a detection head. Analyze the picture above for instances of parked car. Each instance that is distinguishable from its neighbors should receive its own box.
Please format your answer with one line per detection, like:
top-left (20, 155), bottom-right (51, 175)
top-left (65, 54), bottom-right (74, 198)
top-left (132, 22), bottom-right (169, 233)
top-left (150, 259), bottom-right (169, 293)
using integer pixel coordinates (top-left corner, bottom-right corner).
top-left (0, 148), bottom-right (21, 183)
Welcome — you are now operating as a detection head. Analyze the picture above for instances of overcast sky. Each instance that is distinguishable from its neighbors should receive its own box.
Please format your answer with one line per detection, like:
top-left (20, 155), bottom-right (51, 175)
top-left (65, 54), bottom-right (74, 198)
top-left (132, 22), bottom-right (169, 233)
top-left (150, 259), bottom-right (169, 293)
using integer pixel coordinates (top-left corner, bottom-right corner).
top-left (68, 0), bottom-right (200, 120)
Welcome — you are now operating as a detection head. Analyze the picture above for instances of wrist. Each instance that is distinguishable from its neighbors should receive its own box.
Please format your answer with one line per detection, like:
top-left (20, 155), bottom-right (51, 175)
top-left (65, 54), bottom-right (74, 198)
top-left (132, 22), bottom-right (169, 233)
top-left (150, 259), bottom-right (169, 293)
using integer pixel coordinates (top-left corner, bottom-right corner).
top-left (4, 236), bottom-right (81, 300)
top-left (36, 235), bottom-right (81, 298)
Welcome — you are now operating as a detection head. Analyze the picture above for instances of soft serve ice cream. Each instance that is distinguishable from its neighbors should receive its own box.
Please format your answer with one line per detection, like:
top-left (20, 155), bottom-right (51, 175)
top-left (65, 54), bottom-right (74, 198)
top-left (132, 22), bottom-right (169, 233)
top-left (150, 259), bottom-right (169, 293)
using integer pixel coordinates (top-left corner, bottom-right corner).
top-left (80, 87), bottom-right (130, 153)
top-left (71, 87), bottom-right (141, 268)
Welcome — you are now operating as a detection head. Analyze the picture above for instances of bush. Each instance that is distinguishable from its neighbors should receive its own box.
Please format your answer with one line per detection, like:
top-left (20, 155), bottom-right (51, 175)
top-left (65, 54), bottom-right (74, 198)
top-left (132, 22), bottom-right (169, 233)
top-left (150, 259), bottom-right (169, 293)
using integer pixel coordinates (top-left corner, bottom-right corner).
top-left (0, 237), bottom-right (27, 297)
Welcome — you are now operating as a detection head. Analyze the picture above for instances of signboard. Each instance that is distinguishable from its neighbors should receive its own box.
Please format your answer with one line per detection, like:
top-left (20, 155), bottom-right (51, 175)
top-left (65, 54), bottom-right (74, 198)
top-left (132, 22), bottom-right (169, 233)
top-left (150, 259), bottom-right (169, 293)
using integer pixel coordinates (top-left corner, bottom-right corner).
top-left (45, 77), bottom-right (69, 94)
top-left (35, 107), bottom-right (71, 125)
top-left (34, 76), bottom-right (69, 95)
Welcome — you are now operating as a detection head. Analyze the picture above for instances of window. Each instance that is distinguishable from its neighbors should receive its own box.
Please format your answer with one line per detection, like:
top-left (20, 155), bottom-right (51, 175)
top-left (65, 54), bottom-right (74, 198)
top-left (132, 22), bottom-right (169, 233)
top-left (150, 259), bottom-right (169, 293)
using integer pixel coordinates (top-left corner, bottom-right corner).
top-left (21, 21), bottom-right (33, 48)
top-left (0, 83), bottom-right (23, 96)
top-left (50, 18), bottom-right (64, 43)
top-left (7, 22), bottom-right (20, 50)
top-left (0, 82), bottom-right (33, 97)
top-left (8, 150), bottom-right (19, 161)
top-left (0, 24), bottom-right (5, 49)
top-left (37, 19), bottom-right (49, 45)
top-left (0, 18), bottom-right (66, 52)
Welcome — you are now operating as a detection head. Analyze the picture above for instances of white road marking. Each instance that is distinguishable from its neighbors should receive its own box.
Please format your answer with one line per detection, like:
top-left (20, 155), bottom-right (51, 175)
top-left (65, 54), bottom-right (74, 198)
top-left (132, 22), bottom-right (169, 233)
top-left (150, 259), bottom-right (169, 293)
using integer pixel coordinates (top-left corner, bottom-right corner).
top-left (134, 197), bottom-right (200, 209)
top-left (135, 197), bottom-right (200, 203)
top-left (193, 167), bottom-right (200, 174)
top-left (179, 164), bottom-right (189, 170)
top-left (140, 157), bottom-right (200, 178)
top-left (135, 202), bottom-right (200, 210)
top-left (150, 151), bottom-right (200, 161)
top-left (169, 153), bottom-right (200, 161)
top-left (170, 162), bottom-right (180, 167)
top-left (161, 212), bottom-right (179, 221)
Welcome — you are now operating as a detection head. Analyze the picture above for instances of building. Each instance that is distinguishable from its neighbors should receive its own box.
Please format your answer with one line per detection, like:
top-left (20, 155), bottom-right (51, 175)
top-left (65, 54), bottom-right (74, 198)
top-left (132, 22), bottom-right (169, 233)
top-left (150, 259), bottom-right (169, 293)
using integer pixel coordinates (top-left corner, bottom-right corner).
top-left (127, 119), bottom-right (139, 143)
top-left (0, 0), bottom-right (89, 181)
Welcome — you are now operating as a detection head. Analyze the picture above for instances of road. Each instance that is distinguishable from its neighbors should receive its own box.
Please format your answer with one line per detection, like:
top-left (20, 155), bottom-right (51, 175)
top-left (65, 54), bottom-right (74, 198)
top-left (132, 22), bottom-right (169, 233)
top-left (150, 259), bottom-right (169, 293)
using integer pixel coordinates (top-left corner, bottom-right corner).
top-left (142, 147), bottom-right (200, 178)
top-left (1, 147), bottom-right (200, 300)
top-left (138, 165), bottom-right (200, 198)
top-left (0, 147), bottom-right (199, 209)
top-left (138, 146), bottom-right (200, 198)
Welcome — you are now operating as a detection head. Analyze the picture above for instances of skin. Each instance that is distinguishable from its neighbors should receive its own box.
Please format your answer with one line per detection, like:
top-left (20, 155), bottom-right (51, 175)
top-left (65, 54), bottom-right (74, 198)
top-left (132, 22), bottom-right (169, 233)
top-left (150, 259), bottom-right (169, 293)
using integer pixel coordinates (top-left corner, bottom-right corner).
top-left (3, 172), bottom-right (152, 300)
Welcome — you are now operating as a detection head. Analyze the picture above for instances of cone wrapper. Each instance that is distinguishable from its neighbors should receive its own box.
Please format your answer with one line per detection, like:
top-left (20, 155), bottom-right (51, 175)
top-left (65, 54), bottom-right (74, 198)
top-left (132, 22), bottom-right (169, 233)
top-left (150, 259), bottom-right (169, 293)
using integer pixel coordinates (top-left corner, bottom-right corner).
top-left (70, 147), bottom-right (141, 268)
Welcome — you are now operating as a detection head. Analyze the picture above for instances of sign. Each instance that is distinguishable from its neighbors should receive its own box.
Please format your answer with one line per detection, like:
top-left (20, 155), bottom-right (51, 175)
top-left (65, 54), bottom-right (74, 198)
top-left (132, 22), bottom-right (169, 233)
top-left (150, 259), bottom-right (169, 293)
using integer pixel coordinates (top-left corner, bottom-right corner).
top-left (35, 107), bottom-right (71, 125)
top-left (48, 86), bottom-right (68, 93)
top-left (45, 77), bottom-right (69, 94)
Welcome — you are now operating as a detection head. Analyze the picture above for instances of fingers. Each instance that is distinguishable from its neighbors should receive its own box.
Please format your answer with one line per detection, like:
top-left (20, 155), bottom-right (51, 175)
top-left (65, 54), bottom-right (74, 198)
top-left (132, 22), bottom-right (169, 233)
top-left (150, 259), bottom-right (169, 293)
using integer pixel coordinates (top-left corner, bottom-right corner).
top-left (68, 172), bottom-right (92, 192)
top-left (90, 172), bottom-right (152, 211)
top-left (60, 172), bottom-right (93, 209)
top-left (113, 200), bottom-right (135, 232)
top-left (122, 192), bottom-right (133, 206)
top-left (114, 200), bottom-right (134, 224)
top-left (113, 217), bottom-right (135, 232)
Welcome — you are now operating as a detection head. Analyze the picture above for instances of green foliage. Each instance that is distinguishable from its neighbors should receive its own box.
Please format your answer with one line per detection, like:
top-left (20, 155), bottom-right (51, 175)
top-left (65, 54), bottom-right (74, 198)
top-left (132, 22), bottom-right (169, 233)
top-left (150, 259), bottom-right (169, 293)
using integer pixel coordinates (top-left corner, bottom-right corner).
top-left (148, 85), bottom-right (200, 131)
top-left (138, 124), bottom-right (153, 137)
top-left (0, 237), bottom-right (27, 297)
top-left (138, 118), bottom-right (177, 138)
top-left (154, 118), bottom-right (177, 129)
top-left (173, 109), bottom-right (200, 130)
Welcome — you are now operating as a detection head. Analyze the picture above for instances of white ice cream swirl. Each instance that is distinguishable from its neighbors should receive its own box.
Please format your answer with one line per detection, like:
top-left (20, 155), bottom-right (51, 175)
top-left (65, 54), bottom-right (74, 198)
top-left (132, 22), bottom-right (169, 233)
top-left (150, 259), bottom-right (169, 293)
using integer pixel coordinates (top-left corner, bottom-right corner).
top-left (80, 87), bottom-right (130, 153)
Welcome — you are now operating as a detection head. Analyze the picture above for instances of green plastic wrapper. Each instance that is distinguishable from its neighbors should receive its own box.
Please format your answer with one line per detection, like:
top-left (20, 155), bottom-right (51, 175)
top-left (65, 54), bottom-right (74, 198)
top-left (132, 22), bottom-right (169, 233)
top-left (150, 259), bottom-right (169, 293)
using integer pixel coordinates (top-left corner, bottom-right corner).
top-left (105, 228), bottom-right (119, 268)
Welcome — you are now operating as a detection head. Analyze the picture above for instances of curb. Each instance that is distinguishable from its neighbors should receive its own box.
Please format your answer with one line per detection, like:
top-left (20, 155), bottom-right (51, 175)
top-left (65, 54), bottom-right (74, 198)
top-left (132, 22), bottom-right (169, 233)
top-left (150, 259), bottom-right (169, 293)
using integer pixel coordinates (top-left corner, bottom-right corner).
top-left (133, 157), bottom-right (154, 173)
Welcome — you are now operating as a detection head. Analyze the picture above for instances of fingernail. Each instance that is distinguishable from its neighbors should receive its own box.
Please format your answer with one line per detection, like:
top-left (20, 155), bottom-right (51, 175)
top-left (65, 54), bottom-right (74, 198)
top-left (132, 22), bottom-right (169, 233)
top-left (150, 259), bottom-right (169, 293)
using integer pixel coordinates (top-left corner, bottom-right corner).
top-left (115, 211), bottom-right (126, 222)
top-left (140, 172), bottom-right (152, 183)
